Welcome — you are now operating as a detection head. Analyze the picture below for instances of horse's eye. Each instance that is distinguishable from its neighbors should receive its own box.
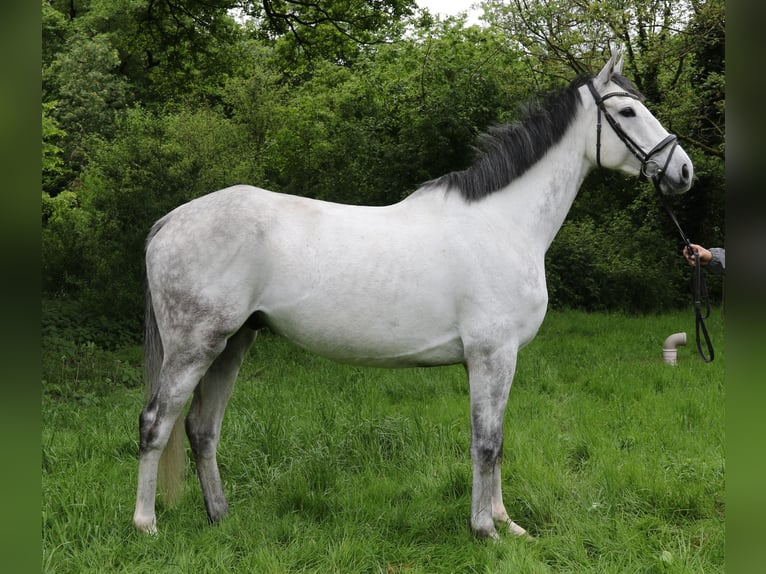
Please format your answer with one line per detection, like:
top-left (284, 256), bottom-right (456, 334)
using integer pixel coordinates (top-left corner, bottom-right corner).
top-left (619, 107), bottom-right (636, 117)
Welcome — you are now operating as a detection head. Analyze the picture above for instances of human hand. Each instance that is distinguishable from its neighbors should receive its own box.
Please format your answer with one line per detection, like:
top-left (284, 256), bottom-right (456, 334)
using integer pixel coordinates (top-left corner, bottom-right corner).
top-left (682, 243), bottom-right (712, 267)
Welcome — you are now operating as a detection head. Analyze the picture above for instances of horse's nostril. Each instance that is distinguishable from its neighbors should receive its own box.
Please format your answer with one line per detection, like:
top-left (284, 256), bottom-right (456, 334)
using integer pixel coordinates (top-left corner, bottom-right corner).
top-left (682, 164), bottom-right (690, 180)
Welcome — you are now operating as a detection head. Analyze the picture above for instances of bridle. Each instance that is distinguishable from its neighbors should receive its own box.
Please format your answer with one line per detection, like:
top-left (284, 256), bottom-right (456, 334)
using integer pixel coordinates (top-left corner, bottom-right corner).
top-left (586, 81), bottom-right (680, 191)
top-left (586, 80), bottom-right (714, 363)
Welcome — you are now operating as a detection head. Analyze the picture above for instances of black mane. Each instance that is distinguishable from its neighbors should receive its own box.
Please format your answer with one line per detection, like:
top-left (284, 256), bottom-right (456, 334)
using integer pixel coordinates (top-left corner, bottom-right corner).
top-left (423, 73), bottom-right (641, 202)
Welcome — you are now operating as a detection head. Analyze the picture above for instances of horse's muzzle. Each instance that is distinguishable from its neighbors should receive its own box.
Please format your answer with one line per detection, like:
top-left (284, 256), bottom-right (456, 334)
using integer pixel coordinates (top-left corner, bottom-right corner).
top-left (664, 160), bottom-right (693, 195)
top-left (651, 143), bottom-right (693, 196)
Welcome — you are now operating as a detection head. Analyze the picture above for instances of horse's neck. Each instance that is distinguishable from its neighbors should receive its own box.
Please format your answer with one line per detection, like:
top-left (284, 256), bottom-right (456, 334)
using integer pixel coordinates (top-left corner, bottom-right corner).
top-left (477, 119), bottom-right (592, 253)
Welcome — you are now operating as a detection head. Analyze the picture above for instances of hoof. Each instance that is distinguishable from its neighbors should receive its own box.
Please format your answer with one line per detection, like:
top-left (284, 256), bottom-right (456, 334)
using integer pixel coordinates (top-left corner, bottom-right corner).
top-left (472, 521), bottom-right (499, 540)
top-left (205, 503), bottom-right (230, 524)
top-left (507, 520), bottom-right (536, 542)
top-left (134, 514), bottom-right (158, 536)
top-left (507, 520), bottom-right (527, 537)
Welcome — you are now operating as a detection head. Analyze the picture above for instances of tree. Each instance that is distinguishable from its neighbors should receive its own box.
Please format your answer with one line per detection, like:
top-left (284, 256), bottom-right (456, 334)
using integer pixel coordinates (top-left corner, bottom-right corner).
top-left (239, 0), bottom-right (417, 73)
top-left (43, 31), bottom-right (131, 179)
top-left (258, 19), bottom-right (526, 205)
top-left (42, 102), bottom-right (67, 195)
top-left (65, 106), bottom-right (263, 315)
top-left (44, 0), bottom-right (246, 105)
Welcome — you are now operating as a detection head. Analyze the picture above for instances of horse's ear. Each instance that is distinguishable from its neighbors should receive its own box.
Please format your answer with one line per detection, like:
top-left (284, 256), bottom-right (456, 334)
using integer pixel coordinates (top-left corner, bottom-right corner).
top-left (594, 45), bottom-right (624, 88)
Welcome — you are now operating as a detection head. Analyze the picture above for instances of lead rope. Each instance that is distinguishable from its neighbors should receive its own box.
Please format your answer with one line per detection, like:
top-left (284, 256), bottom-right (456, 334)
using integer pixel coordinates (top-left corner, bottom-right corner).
top-left (655, 189), bottom-right (714, 363)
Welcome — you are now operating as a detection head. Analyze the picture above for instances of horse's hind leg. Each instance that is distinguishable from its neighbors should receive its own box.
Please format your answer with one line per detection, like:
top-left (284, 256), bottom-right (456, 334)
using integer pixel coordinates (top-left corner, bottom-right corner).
top-left (185, 326), bottom-right (256, 523)
top-left (134, 349), bottom-right (220, 534)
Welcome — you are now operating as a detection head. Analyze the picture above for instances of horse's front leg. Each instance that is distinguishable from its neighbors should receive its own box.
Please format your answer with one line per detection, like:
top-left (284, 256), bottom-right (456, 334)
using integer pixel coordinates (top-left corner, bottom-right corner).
top-left (465, 344), bottom-right (527, 539)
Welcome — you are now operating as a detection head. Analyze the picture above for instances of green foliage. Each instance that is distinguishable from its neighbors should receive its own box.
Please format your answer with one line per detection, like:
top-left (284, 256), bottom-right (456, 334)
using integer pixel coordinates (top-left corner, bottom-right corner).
top-left (42, 190), bottom-right (93, 296)
top-left (261, 22), bottom-right (525, 204)
top-left (248, 0), bottom-right (417, 74)
top-left (41, 297), bottom-right (143, 401)
top-left (42, 101), bottom-right (67, 193)
top-left (222, 41), bottom-right (288, 146)
top-left (546, 212), bottom-right (686, 312)
top-left (44, 0), bottom-right (245, 105)
top-left (75, 106), bottom-right (264, 317)
top-left (43, 31), bottom-right (131, 157)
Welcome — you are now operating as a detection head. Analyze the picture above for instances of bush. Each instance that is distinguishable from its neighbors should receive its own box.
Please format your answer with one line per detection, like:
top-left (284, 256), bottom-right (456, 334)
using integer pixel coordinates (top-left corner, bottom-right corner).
top-left (546, 212), bottom-right (690, 313)
top-left (42, 191), bottom-right (94, 296)
top-left (42, 298), bottom-right (143, 398)
top-left (42, 106), bottom-right (263, 320)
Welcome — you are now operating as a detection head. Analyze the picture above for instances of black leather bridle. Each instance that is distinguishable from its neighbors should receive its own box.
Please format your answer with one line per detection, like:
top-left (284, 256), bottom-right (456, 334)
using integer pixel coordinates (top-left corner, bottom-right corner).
top-left (586, 81), bottom-right (680, 189)
top-left (587, 80), bottom-right (714, 363)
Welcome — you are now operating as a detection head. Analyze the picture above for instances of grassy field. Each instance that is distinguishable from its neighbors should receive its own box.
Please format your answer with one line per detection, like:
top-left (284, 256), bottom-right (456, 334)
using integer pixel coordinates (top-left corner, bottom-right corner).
top-left (42, 309), bottom-right (725, 573)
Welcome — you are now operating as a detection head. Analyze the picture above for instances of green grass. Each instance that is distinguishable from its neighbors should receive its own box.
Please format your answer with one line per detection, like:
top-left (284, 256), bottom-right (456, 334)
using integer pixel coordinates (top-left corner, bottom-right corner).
top-left (42, 310), bottom-right (725, 573)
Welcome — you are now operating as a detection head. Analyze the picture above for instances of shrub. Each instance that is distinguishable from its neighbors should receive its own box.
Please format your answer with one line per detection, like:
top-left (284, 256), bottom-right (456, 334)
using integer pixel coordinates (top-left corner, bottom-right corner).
top-left (546, 212), bottom-right (690, 313)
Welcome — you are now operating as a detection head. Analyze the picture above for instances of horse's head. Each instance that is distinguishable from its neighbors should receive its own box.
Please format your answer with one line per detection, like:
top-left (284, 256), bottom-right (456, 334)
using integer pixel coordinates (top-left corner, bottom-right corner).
top-left (583, 48), bottom-right (693, 195)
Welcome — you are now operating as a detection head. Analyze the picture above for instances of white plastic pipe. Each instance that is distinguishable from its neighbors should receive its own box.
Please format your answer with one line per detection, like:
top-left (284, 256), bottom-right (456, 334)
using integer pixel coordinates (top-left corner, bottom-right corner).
top-left (662, 332), bottom-right (687, 365)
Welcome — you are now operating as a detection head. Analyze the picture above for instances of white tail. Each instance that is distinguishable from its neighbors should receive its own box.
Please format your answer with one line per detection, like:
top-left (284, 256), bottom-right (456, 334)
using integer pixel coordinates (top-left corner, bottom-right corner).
top-left (144, 284), bottom-right (185, 505)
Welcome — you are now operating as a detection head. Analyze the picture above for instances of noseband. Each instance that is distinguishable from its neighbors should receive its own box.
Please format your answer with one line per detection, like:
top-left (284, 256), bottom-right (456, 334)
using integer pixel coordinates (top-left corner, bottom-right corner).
top-left (586, 81), bottom-right (679, 192)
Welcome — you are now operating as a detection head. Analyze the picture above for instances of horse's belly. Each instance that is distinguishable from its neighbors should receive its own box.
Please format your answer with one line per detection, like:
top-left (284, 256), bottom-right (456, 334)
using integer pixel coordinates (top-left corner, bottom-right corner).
top-left (283, 328), bottom-right (464, 368)
top-left (259, 295), bottom-right (465, 368)
top-left (255, 226), bottom-right (465, 365)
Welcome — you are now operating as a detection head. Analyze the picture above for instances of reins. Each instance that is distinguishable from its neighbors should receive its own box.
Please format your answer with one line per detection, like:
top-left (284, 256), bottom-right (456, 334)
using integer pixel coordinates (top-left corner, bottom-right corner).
top-left (655, 190), bottom-right (714, 363)
top-left (587, 81), bottom-right (714, 362)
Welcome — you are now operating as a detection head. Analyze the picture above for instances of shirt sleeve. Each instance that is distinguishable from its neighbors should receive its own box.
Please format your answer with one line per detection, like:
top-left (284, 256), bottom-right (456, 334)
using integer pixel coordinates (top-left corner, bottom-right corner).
top-left (707, 247), bottom-right (725, 274)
